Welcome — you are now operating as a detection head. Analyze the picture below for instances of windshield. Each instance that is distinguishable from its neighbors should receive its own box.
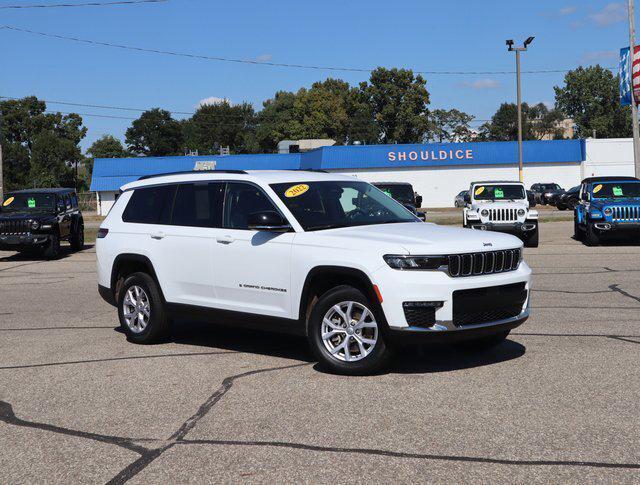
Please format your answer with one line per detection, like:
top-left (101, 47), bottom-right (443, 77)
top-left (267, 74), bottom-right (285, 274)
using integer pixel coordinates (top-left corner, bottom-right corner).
top-left (2, 193), bottom-right (55, 212)
top-left (539, 184), bottom-right (561, 191)
top-left (472, 185), bottom-right (525, 201)
top-left (373, 184), bottom-right (414, 204)
top-left (270, 181), bottom-right (418, 231)
top-left (591, 182), bottom-right (640, 199)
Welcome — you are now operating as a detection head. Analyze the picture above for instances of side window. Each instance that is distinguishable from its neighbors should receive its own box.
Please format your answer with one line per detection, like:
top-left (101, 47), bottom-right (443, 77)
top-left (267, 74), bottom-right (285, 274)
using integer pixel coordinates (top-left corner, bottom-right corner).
top-left (64, 194), bottom-right (72, 210)
top-left (70, 193), bottom-right (78, 209)
top-left (122, 185), bottom-right (176, 224)
top-left (171, 182), bottom-right (224, 228)
top-left (223, 182), bottom-right (280, 230)
top-left (56, 196), bottom-right (65, 213)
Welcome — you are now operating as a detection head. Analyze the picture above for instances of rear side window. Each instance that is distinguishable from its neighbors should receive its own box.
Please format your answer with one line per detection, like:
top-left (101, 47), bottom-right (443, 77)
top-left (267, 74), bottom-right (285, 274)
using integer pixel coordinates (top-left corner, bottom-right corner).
top-left (70, 193), bottom-right (78, 208)
top-left (171, 182), bottom-right (224, 228)
top-left (122, 185), bottom-right (176, 224)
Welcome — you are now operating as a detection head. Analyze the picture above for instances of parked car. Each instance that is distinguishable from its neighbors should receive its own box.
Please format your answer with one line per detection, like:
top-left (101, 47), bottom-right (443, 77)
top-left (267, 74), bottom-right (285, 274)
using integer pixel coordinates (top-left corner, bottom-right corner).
top-left (454, 190), bottom-right (468, 208)
top-left (372, 182), bottom-right (426, 221)
top-left (97, 170), bottom-right (531, 375)
top-left (574, 176), bottom-right (640, 245)
top-left (555, 186), bottom-right (580, 211)
top-left (463, 180), bottom-right (539, 247)
top-left (0, 188), bottom-right (84, 259)
top-left (526, 190), bottom-right (537, 207)
top-left (530, 183), bottom-right (564, 205)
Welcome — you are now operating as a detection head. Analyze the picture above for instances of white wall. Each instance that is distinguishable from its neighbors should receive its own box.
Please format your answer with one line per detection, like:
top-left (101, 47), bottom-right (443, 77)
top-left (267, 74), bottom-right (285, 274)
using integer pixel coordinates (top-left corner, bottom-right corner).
top-left (97, 191), bottom-right (118, 216)
top-left (331, 162), bottom-right (582, 208)
top-left (583, 138), bottom-right (636, 179)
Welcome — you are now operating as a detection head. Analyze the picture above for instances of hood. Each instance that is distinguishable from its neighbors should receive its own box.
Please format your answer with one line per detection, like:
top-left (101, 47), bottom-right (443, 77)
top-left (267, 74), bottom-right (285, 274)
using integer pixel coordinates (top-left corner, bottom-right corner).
top-left (0, 210), bottom-right (55, 220)
top-left (471, 200), bottom-right (528, 209)
top-left (309, 222), bottom-right (522, 254)
top-left (590, 198), bottom-right (640, 208)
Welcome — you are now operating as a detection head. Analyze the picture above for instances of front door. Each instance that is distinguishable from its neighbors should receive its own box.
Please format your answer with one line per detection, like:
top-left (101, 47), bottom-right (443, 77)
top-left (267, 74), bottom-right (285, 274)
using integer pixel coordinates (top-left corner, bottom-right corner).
top-left (211, 182), bottom-right (294, 319)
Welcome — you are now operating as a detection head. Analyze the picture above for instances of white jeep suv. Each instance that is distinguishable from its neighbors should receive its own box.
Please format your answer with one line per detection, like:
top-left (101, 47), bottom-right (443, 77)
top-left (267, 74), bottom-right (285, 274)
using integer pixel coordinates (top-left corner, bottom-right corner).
top-left (463, 181), bottom-right (539, 248)
top-left (96, 170), bottom-right (532, 374)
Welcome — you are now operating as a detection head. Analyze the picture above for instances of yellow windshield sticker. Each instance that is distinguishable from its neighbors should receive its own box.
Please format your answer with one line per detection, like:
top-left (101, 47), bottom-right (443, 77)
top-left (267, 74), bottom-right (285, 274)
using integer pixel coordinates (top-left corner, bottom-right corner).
top-left (593, 184), bottom-right (603, 194)
top-left (2, 196), bottom-right (14, 207)
top-left (474, 186), bottom-right (485, 196)
top-left (285, 184), bottom-right (309, 198)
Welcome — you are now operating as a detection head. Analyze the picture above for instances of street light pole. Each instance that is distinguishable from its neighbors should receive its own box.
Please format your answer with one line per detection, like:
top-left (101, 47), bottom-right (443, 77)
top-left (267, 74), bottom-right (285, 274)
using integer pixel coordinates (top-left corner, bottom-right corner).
top-left (507, 37), bottom-right (534, 183)
top-left (629, 0), bottom-right (640, 177)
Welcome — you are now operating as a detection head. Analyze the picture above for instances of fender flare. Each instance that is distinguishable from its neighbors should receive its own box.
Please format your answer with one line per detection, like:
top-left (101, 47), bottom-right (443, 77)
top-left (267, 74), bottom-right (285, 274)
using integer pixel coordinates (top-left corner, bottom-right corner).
top-left (110, 253), bottom-right (165, 302)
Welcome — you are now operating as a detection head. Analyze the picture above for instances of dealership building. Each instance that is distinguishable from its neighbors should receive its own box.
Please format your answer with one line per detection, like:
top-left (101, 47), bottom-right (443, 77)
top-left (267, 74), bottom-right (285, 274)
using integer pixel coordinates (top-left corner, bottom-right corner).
top-left (90, 138), bottom-right (637, 215)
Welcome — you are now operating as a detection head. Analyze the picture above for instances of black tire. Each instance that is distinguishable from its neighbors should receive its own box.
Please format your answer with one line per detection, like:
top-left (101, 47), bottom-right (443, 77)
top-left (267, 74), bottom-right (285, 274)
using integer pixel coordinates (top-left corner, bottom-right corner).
top-left (43, 233), bottom-right (61, 260)
top-left (307, 285), bottom-right (391, 375)
top-left (574, 218), bottom-right (584, 241)
top-left (585, 222), bottom-right (600, 246)
top-left (117, 272), bottom-right (169, 344)
top-left (454, 330), bottom-right (511, 351)
top-left (70, 222), bottom-right (84, 251)
top-left (524, 227), bottom-right (539, 248)
top-left (557, 204), bottom-right (567, 211)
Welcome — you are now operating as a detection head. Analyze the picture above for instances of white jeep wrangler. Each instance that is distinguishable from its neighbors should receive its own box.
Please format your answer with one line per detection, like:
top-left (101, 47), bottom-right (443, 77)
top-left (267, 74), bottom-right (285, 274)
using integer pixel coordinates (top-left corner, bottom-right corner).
top-left (97, 171), bottom-right (532, 374)
top-left (463, 181), bottom-right (539, 248)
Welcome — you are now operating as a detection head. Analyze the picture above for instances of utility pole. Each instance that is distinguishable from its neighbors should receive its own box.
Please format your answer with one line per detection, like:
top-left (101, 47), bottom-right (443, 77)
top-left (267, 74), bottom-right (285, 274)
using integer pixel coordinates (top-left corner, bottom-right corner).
top-left (0, 106), bottom-right (3, 204)
top-left (507, 37), bottom-right (535, 183)
top-left (629, 0), bottom-right (640, 177)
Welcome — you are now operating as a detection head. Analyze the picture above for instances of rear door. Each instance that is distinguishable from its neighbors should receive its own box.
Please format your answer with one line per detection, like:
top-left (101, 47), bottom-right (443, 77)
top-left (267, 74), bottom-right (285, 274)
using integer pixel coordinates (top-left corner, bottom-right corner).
top-left (211, 182), bottom-right (294, 318)
top-left (59, 194), bottom-right (72, 238)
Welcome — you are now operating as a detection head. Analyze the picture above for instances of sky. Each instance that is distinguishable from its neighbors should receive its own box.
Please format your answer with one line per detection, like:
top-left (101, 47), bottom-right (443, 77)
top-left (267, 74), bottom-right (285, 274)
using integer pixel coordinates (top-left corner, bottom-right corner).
top-left (0, 0), bottom-right (636, 151)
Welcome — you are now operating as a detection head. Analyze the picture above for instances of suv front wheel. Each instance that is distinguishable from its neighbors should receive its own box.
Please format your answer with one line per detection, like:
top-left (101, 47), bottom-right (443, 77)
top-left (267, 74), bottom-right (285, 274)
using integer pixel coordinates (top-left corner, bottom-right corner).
top-left (308, 285), bottom-right (391, 375)
top-left (117, 272), bottom-right (169, 344)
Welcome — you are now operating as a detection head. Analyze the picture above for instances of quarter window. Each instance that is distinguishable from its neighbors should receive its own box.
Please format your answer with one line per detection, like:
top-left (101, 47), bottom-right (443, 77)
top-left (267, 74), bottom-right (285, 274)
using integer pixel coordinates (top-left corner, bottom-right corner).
top-left (223, 182), bottom-right (280, 230)
top-left (122, 185), bottom-right (176, 224)
top-left (171, 182), bottom-right (224, 228)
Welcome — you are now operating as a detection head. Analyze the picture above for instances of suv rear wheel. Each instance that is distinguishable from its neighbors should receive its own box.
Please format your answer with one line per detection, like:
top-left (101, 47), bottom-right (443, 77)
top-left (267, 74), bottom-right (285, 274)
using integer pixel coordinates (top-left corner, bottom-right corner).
top-left (308, 285), bottom-right (391, 375)
top-left (117, 272), bottom-right (169, 344)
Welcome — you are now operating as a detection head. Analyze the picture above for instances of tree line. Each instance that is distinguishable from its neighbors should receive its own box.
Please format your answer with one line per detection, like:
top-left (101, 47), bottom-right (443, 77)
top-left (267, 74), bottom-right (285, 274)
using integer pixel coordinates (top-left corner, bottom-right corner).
top-left (0, 65), bottom-right (632, 192)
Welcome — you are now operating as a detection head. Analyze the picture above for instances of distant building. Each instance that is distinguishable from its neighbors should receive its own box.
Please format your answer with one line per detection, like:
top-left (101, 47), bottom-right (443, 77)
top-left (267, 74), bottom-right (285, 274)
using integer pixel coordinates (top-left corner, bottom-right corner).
top-left (277, 139), bottom-right (336, 154)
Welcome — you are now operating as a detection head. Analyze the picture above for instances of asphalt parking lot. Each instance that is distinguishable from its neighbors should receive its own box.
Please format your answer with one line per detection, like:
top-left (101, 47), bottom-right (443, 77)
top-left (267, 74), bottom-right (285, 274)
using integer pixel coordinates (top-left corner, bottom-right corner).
top-left (1, 220), bottom-right (639, 483)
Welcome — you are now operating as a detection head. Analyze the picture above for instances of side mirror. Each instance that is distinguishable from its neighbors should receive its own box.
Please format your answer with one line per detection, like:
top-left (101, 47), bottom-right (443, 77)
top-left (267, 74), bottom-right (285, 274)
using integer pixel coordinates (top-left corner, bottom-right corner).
top-left (415, 194), bottom-right (423, 208)
top-left (247, 211), bottom-right (291, 232)
top-left (581, 192), bottom-right (590, 202)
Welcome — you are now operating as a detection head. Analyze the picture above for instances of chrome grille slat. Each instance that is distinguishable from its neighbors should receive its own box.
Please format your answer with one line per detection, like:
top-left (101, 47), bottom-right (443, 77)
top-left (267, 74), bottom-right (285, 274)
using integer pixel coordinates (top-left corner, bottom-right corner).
top-left (488, 208), bottom-right (517, 222)
top-left (612, 205), bottom-right (640, 222)
top-left (447, 248), bottom-right (521, 278)
top-left (0, 219), bottom-right (30, 235)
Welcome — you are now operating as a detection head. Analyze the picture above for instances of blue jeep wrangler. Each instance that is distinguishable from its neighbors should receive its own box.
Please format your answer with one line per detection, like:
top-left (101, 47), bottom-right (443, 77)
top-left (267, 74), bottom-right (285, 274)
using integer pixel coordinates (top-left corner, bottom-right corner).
top-left (574, 176), bottom-right (640, 245)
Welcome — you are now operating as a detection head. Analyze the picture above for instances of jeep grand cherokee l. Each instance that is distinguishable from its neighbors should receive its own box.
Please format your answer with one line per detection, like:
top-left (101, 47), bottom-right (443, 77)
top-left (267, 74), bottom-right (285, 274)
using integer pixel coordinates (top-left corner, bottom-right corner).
top-left (96, 170), bottom-right (531, 374)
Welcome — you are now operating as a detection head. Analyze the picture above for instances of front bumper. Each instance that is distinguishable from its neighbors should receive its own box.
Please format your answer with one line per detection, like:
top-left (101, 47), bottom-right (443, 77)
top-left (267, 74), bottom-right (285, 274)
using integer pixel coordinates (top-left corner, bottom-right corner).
top-left (593, 221), bottom-right (640, 231)
top-left (467, 221), bottom-right (536, 234)
top-left (0, 233), bottom-right (51, 249)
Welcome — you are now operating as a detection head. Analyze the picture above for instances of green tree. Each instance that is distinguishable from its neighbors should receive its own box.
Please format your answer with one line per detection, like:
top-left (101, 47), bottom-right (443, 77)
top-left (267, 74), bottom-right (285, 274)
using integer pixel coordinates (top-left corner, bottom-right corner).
top-left (554, 65), bottom-right (631, 139)
top-left (428, 109), bottom-right (475, 142)
top-left (478, 102), bottom-right (566, 141)
top-left (183, 100), bottom-right (257, 155)
top-left (0, 96), bottom-right (86, 190)
top-left (359, 67), bottom-right (430, 144)
top-left (125, 108), bottom-right (184, 156)
top-left (87, 134), bottom-right (128, 159)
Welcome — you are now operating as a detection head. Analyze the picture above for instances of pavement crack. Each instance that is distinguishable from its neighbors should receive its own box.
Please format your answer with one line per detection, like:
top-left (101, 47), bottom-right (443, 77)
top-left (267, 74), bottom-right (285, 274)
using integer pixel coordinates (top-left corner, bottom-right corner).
top-left (609, 284), bottom-right (640, 304)
top-left (608, 336), bottom-right (640, 345)
top-left (174, 439), bottom-right (640, 470)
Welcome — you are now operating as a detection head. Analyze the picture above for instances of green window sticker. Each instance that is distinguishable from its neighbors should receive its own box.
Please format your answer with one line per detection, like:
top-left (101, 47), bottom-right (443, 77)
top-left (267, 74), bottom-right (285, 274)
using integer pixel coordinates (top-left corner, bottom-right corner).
top-left (494, 188), bottom-right (504, 199)
top-left (383, 190), bottom-right (393, 198)
top-left (612, 186), bottom-right (623, 196)
top-left (27, 198), bottom-right (36, 208)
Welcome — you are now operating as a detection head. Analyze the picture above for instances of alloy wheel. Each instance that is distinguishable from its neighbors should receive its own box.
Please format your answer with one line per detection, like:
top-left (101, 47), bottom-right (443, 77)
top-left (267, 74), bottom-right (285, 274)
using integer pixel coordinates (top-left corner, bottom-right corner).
top-left (321, 301), bottom-right (378, 362)
top-left (122, 285), bottom-right (151, 334)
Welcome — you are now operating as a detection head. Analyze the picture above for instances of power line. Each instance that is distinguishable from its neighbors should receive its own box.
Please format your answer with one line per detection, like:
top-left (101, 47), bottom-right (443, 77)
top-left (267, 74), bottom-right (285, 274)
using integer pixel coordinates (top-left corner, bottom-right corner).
top-left (1, 25), bottom-right (615, 76)
top-left (0, 0), bottom-right (167, 9)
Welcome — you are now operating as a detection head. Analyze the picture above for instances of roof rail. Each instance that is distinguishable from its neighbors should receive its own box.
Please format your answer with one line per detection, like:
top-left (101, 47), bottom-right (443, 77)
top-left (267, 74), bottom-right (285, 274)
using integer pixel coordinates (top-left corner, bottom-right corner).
top-left (581, 176), bottom-right (639, 184)
top-left (288, 169), bottom-right (329, 173)
top-left (137, 170), bottom-right (247, 181)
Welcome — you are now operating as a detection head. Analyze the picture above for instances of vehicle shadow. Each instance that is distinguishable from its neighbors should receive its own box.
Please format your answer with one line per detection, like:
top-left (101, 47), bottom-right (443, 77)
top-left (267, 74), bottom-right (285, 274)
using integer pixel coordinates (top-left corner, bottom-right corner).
top-left (165, 320), bottom-right (525, 375)
top-left (0, 243), bottom-right (93, 262)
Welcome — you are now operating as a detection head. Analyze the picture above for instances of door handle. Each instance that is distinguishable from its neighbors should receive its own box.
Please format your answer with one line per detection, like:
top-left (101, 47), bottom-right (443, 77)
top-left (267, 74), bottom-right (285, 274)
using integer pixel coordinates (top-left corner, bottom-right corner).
top-left (216, 235), bottom-right (234, 244)
top-left (150, 231), bottom-right (165, 240)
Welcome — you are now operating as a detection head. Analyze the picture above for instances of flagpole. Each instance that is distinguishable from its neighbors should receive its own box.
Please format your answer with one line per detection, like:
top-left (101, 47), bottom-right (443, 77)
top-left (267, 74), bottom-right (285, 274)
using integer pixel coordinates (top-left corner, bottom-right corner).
top-left (629, 0), bottom-right (640, 177)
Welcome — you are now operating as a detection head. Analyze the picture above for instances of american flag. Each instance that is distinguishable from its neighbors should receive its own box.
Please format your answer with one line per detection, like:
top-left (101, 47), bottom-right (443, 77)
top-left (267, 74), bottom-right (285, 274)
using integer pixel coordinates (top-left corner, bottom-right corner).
top-left (633, 45), bottom-right (640, 104)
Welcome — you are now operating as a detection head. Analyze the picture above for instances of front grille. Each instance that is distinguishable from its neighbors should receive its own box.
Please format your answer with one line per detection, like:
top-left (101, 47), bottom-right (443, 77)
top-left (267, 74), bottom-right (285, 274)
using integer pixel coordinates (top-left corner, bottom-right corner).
top-left (0, 220), bottom-right (30, 235)
top-left (488, 208), bottom-right (517, 222)
top-left (612, 206), bottom-right (640, 222)
top-left (453, 282), bottom-right (527, 327)
top-left (447, 248), bottom-right (521, 278)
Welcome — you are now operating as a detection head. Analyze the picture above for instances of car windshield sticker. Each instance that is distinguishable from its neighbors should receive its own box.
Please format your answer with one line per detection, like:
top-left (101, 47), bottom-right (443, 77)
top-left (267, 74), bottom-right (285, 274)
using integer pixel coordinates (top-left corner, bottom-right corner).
top-left (2, 196), bottom-right (14, 207)
top-left (27, 197), bottom-right (36, 208)
top-left (474, 186), bottom-right (485, 196)
top-left (593, 184), bottom-right (603, 194)
top-left (383, 189), bottom-right (393, 197)
top-left (613, 186), bottom-right (623, 196)
top-left (284, 184), bottom-right (309, 198)
top-left (494, 188), bottom-right (504, 198)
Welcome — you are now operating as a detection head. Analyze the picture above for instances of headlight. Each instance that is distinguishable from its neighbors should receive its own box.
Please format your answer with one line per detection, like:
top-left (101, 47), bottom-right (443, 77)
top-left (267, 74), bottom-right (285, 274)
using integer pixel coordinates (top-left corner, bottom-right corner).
top-left (480, 209), bottom-right (489, 217)
top-left (590, 211), bottom-right (603, 218)
top-left (30, 220), bottom-right (40, 231)
top-left (517, 209), bottom-right (526, 216)
top-left (604, 208), bottom-right (612, 216)
top-left (384, 254), bottom-right (447, 270)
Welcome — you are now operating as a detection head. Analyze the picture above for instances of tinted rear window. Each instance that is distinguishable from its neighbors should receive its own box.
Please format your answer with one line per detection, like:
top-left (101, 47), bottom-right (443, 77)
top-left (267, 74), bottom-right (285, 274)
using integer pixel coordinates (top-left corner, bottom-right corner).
top-left (122, 185), bottom-right (176, 224)
top-left (171, 182), bottom-right (224, 228)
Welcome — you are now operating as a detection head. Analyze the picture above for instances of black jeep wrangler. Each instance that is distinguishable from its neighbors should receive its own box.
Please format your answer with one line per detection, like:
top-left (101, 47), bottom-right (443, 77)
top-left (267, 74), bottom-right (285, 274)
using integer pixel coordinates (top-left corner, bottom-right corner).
top-left (0, 188), bottom-right (84, 259)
